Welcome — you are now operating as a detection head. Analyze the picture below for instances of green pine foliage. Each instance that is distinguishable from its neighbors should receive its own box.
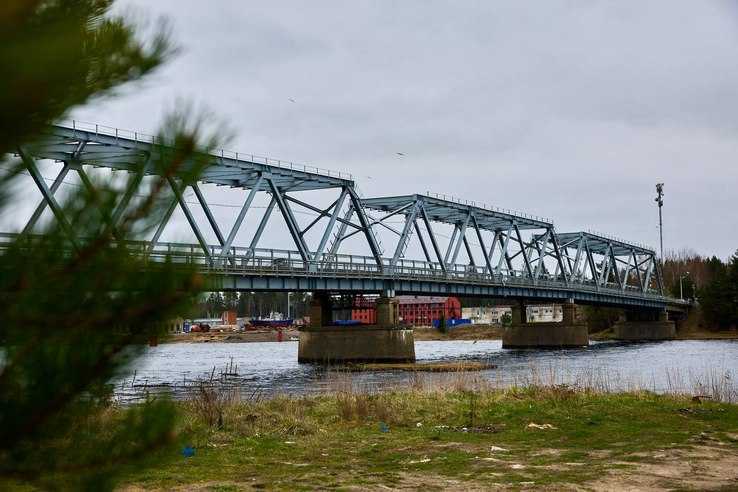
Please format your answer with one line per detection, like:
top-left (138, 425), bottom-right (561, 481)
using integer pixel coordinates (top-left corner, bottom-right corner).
top-left (0, 1), bottom-right (222, 489)
top-left (699, 251), bottom-right (738, 329)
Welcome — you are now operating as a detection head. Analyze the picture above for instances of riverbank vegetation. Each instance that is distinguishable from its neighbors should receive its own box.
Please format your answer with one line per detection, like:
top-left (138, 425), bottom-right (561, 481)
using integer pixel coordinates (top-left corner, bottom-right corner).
top-left (663, 249), bottom-right (738, 331)
top-left (91, 376), bottom-right (738, 489)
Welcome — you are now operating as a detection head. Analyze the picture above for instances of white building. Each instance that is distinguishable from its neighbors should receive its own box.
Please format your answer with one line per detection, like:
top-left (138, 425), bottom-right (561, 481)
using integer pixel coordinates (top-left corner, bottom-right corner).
top-left (527, 305), bottom-right (563, 322)
top-left (462, 306), bottom-right (511, 325)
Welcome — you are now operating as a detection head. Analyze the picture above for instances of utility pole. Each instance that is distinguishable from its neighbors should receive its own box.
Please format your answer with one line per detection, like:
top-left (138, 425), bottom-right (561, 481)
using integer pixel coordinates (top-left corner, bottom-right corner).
top-left (655, 183), bottom-right (664, 264)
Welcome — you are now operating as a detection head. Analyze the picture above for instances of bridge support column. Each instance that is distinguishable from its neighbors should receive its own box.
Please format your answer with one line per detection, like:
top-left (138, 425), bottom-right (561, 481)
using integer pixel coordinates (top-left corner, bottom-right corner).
top-left (613, 309), bottom-right (675, 341)
top-left (502, 300), bottom-right (589, 349)
top-left (298, 293), bottom-right (415, 363)
top-left (308, 293), bottom-right (333, 328)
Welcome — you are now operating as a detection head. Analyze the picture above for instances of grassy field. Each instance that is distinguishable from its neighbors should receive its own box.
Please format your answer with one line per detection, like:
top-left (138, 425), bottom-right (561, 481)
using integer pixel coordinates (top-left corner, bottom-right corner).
top-left (113, 383), bottom-right (738, 491)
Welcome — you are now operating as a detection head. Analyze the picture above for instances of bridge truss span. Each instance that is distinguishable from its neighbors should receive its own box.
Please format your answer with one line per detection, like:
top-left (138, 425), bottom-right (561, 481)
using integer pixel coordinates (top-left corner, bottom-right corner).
top-left (16, 123), bottom-right (383, 267)
top-left (5, 121), bottom-right (680, 310)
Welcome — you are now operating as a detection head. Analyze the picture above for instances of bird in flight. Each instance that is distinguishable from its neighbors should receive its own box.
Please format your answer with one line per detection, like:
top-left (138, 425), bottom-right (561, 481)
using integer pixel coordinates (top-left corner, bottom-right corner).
top-left (396, 152), bottom-right (405, 157)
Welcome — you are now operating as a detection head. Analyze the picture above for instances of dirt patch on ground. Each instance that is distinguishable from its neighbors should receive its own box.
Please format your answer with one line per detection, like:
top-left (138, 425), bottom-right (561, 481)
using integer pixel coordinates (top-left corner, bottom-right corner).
top-left (588, 445), bottom-right (738, 491)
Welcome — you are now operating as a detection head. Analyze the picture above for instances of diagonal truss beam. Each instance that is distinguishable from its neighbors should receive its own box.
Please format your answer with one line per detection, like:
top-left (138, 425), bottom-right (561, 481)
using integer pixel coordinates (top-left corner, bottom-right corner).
top-left (419, 202), bottom-right (446, 271)
top-left (392, 201), bottom-right (420, 265)
top-left (17, 148), bottom-right (76, 245)
top-left (471, 214), bottom-right (493, 275)
top-left (248, 197), bottom-right (276, 255)
top-left (267, 178), bottom-right (310, 261)
top-left (314, 186), bottom-right (348, 260)
top-left (167, 176), bottom-right (211, 260)
top-left (22, 162), bottom-right (71, 234)
top-left (450, 212), bottom-right (471, 266)
top-left (220, 175), bottom-right (263, 258)
top-left (347, 187), bottom-right (383, 267)
top-left (513, 223), bottom-right (533, 279)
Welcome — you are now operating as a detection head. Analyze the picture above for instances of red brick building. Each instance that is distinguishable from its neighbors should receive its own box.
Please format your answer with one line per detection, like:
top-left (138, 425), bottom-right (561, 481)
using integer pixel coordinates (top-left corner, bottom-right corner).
top-left (351, 295), bottom-right (461, 326)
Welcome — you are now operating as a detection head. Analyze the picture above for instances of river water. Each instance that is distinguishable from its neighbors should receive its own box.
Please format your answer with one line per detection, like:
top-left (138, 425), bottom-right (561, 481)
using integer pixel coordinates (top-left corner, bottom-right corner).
top-left (115, 339), bottom-right (738, 403)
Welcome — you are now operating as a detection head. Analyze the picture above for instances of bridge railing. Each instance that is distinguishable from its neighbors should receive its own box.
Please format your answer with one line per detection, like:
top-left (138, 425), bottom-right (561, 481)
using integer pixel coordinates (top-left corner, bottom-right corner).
top-left (0, 233), bottom-right (669, 301)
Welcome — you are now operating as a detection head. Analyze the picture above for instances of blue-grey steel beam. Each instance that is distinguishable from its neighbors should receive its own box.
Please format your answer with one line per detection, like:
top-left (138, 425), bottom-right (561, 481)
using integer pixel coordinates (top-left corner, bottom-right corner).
top-left (486, 230), bottom-right (501, 275)
top-left (221, 175), bottom-right (263, 257)
top-left (110, 168), bottom-right (145, 228)
top-left (392, 202), bottom-right (419, 265)
top-left (149, 196), bottom-right (178, 252)
top-left (462, 235), bottom-right (476, 266)
top-left (167, 176), bottom-right (211, 260)
top-left (267, 178), bottom-right (310, 262)
top-left (346, 187), bottom-right (383, 267)
top-left (192, 183), bottom-right (225, 246)
top-left (419, 202), bottom-right (446, 272)
top-left (17, 148), bottom-right (76, 245)
top-left (443, 224), bottom-right (459, 265)
top-left (550, 231), bottom-right (569, 284)
top-left (327, 203), bottom-right (354, 256)
top-left (496, 226), bottom-right (513, 274)
top-left (75, 163), bottom-right (122, 239)
top-left (513, 224), bottom-right (533, 279)
top-left (533, 229), bottom-right (551, 281)
top-left (450, 212), bottom-right (471, 266)
top-left (36, 125), bottom-right (353, 192)
top-left (301, 195), bottom-right (341, 237)
top-left (314, 187), bottom-right (348, 260)
top-left (22, 162), bottom-right (71, 234)
top-left (414, 220), bottom-right (432, 263)
top-left (471, 214), bottom-right (493, 275)
top-left (247, 197), bottom-right (276, 256)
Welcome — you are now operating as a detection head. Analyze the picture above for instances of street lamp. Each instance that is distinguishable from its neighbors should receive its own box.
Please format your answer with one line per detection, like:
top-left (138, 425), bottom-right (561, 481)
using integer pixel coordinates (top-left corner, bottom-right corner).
top-left (655, 183), bottom-right (664, 264)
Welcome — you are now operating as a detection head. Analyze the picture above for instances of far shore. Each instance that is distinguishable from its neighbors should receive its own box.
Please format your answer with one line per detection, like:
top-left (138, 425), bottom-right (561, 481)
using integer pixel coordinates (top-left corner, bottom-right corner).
top-left (164, 324), bottom-right (738, 344)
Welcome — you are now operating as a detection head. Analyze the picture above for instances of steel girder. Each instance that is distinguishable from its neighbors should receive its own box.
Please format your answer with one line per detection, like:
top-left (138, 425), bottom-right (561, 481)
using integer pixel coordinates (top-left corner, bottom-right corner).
top-left (553, 231), bottom-right (662, 295)
top-left (9, 121), bottom-right (675, 306)
top-left (360, 194), bottom-right (569, 285)
top-left (14, 124), bottom-right (385, 268)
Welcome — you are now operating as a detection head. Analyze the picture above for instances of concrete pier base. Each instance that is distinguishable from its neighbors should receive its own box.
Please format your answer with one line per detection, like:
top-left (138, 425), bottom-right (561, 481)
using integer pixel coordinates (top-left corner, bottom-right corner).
top-left (613, 309), bottom-right (676, 341)
top-left (299, 293), bottom-right (414, 363)
top-left (502, 300), bottom-right (588, 349)
top-left (502, 323), bottom-right (589, 349)
top-left (613, 321), bottom-right (675, 341)
top-left (298, 325), bottom-right (415, 363)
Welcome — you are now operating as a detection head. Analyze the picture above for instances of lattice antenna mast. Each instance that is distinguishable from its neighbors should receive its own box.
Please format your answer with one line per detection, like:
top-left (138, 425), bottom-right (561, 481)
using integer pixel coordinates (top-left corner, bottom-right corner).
top-left (655, 183), bottom-right (664, 264)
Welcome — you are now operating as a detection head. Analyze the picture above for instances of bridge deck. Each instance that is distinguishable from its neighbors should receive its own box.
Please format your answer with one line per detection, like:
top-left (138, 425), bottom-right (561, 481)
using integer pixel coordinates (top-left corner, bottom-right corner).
top-left (0, 233), bottom-right (685, 310)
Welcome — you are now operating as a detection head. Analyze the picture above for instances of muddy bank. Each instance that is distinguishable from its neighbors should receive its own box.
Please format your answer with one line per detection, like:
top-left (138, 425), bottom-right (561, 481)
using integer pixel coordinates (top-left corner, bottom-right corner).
top-left (413, 324), bottom-right (504, 341)
top-left (166, 329), bottom-right (301, 344)
top-left (167, 325), bottom-right (503, 344)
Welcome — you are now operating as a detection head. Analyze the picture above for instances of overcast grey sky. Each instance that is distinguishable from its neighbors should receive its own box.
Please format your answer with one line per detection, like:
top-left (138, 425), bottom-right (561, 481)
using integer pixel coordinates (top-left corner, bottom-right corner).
top-left (63, 1), bottom-right (738, 258)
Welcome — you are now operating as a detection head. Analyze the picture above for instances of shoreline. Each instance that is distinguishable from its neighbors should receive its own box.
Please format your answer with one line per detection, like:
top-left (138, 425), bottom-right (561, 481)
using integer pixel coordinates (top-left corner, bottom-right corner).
top-left (164, 325), bottom-right (738, 344)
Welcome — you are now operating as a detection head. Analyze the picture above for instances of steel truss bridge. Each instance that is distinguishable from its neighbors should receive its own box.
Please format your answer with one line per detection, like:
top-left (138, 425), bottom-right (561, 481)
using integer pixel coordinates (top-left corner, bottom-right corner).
top-left (8, 122), bottom-right (686, 311)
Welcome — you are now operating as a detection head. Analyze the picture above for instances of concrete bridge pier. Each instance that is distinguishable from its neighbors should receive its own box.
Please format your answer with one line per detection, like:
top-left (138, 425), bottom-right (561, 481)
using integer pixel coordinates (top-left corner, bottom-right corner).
top-left (502, 299), bottom-right (589, 349)
top-left (297, 293), bottom-right (415, 363)
top-left (613, 309), bottom-right (676, 341)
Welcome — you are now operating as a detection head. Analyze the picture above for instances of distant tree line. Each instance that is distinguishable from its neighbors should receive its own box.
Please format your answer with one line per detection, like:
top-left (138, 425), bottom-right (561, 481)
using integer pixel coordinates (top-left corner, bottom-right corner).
top-left (197, 292), bottom-right (312, 320)
top-left (662, 249), bottom-right (738, 330)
